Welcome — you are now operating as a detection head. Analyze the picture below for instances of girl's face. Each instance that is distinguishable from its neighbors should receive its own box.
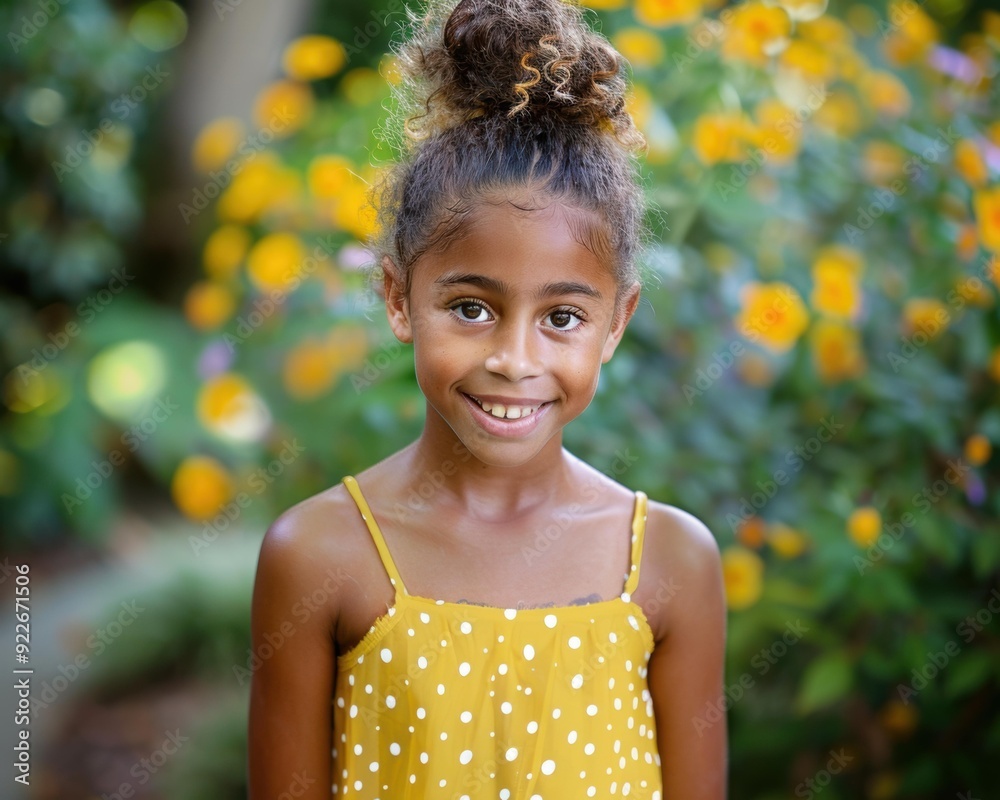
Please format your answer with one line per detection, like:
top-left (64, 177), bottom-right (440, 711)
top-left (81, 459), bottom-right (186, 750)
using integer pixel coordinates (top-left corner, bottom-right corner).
top-left (384, 194), bottom-right (639, 468)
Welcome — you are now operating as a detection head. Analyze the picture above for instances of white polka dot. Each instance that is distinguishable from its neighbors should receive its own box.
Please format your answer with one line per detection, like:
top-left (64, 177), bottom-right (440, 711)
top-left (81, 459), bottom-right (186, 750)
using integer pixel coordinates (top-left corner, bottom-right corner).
top-left (500, 791), bottom-right (510, 800)
top-left (628, 615), bottom-right (639, 630)
top-left (386, 695), bottom-right (396, 708)
top-left (460, 621), bottom-right (472, 634)
top-left (504, 608), bottom-right (517, 620)
top-left (349, 705), bottom-right (358, 718)
top-left (364, 684), bottom-right (373, 694)
top-left (419, 751), bottom-right (428, 763)
top-left (407, 627), bottom-right (414, 636)
top-left (552, 708), bottom-right (561, 719)
top-left (420, 612), bottom-right (430, 623)
top-left (526, 720), bottom-right (538, 734)
top-left (571, 674), bottom-right (584, 689)
top-left (437, 684), bottom-right (445, 695)
top-left (354, 780), bottom-right (362, 790)
top-left (416, 707), bottom-right (426, 719)
top-left (459, 661), bottom-right (471, 676)
top-left (587, 788), bottom-right (597, 797)
top-left (354, 744), bottom-right (363, 755)
top-left (459, 750), bottom-right (473, 765)
top-left (568, 635), bottom-right (581, 649)
top-left (587, 704), bottom-right (598, 716)
top-left (505, 747), bottom-right (518, 761)
top-left (390, 742), bottom-right (400, 755)
top-left (544, 614), bottom-right (557, 628)
top-left (460, 711), bottom-right (472, 723)
top-left (380, 648), bottom-right (392, 663)
top-left (501, 701), bottom-right (513, 714)
top-left (369, 761), bottom-right (379, 772)
top-left (498, 663), bottom-right (508, 675)
top-left (584, 743), bottom-right (595, 755)
top-left (417, 656), bottom-right (427, 669)
top-left (523, 644), bottom-right (535, 660)
top-left (568, 730), bottom-right (577, 744)
top-left (609, 632), bottom-right (617, 643)
top-left (541, 759), bottom-right (556, 775)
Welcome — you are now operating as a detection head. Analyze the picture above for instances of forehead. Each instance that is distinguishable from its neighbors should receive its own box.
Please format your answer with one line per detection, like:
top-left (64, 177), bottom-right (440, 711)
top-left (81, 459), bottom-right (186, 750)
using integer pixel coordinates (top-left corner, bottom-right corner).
top-left (417, 195), bottom-right (616, 288)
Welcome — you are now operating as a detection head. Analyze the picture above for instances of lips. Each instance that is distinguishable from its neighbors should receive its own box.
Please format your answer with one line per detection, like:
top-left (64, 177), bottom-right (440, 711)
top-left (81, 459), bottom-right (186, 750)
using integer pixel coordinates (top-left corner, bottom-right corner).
top-left (464, 393), bottom-right (547, 420)
top-left (460, 393), bottom-right (554, 438)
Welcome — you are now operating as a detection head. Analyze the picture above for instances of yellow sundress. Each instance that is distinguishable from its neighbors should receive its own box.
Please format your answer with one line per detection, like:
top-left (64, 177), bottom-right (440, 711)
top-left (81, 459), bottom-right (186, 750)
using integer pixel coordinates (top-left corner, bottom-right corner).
top-left (333, 475), bottom-right (663, 798)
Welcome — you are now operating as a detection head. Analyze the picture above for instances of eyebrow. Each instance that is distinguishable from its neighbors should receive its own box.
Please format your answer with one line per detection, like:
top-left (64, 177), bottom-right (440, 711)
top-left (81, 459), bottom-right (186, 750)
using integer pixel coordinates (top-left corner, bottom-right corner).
top-left (433, 271), bottom-right (603, 300)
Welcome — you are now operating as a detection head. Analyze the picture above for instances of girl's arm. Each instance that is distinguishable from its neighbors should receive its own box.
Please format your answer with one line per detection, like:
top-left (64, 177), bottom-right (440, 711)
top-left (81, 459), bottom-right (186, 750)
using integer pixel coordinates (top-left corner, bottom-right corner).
top-left (645, 505), bottom-right (728, 799)
top-left (248, 511), bottom-right (338, 799)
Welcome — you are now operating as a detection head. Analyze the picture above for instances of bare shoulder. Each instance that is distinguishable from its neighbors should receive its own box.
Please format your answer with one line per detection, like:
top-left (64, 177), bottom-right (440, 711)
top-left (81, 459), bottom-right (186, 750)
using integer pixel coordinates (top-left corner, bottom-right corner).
top-left (636, 497), bottom-right (725, 644)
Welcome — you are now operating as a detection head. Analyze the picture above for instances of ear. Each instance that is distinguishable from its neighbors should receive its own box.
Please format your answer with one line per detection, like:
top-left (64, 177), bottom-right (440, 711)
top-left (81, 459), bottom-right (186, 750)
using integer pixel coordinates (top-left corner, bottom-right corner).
top-left (383, 256), bottom-right (413, 344)
top-left (601, 282), bottom-right (640, 364)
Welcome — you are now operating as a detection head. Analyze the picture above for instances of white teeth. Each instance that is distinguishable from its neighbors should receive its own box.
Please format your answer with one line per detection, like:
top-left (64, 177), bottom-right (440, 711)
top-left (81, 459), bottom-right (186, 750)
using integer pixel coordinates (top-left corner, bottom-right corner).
top-left (469, 395), bottom-right (539, 420)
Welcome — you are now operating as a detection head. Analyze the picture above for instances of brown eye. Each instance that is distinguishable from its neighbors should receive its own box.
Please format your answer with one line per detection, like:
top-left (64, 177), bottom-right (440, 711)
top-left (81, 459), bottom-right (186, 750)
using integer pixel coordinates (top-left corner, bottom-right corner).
top-left (451, 301), bottom-right (491, 323)
top-left (549, 309), bottom-right (583, 330)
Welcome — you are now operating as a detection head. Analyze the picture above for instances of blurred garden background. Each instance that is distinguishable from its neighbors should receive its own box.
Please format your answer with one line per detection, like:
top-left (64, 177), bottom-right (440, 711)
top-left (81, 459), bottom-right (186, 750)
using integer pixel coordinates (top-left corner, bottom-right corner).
top-left (1, 0), bottom-right (999, 797)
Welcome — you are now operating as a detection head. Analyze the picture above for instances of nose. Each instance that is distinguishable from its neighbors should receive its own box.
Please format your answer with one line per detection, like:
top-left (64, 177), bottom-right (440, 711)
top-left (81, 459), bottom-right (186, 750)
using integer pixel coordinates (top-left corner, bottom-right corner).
top-left (484, 319), bottom-right (544, 381)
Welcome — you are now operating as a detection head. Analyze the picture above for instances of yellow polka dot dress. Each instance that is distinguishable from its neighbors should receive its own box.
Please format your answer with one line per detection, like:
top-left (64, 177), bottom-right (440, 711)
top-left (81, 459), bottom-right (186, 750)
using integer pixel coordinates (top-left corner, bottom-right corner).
top-left (333, 475), bottom-right (662, 798)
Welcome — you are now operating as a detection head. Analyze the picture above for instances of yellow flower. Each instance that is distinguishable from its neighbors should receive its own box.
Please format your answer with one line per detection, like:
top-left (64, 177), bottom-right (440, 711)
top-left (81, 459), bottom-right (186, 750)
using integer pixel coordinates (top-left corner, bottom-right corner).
top-left (861, 141), bottom-right (906, 187)
top-left (881, 1), bottom-right (938, 66)
top-left (954, 140), bottom-right (987, 187)
top-left (810, 319), bottom-right (866, 383)
top-left (203, 225), bottom-right (250, 280)
top-left (184, 281), bottom-right (236, 331)
top-left (307, 154), bottom-right (354, 199)
top-left (721, 547), bottom-right (765, 611)
top-left (612, 27), bottom-right (665, 68)
top-left (252, 80), bottom-right (314, 138)
top-left (196, 373), bottom-right (270, 442)
top-left (797, 15), bottom-right (853, 47)
top-left (812, 90), bottom-right (862, 138)
top-left (751, 98), bottom-right (800, 164)
top-left (721, 3), bottom-right (791, 66)
top-left (779, 39), bottom-right (836, 85)
top-left (776, 0), bottom-right (828, 22)
top-left (964, 434), bottom-right (991, 467)
top-left (284, 338), bottom-right (341, 400)
top-left (847, 506), bottom-right (881, 548)
top-left (341, 67), bottom-right (386, 106)
top-left (625, 85), bottom-right (654, 132)
top-left (331, 172), bottom-right (378, 241)
top-left (737, 281), bottom-right (810, 353)
top-left (247, 232), bottom-right (306, 292)
top-left (171, 455), bottom-right (234, 521)
top-left (859, 71), bottom-right (911, 118)
top-left (584, 0), bottom-right (627, 7)
top-left (634, 0), bottom-right (701, 29)
top-left (811, 245), bottom-right (863, 319)
top-left (973, 187), bottom-right (1000, 253)
top-left (902, 298), bottom-right (950, 339)
top-left (217, 154), bottom-right (285, 224)
top-left (691, 111), bottom-right (755, 165)
top-left (767, 523), bottom-right (808, 558)
top-left (952, 275), bottom-right (994, 309)
top-left (192, 117), bottom-right (245, 174)
top-left (282, 35), bottom-right (347, 81)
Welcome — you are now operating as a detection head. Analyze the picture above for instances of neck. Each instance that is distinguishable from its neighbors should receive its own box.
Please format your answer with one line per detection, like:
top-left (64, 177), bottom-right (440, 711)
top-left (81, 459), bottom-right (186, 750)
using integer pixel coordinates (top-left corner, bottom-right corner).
top-left (397, 403), bottom-right (576, 520)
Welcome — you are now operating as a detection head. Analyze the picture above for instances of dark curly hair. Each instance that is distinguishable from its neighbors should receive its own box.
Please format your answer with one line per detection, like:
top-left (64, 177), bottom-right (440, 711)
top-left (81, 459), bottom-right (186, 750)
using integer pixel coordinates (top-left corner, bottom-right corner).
top-left (364, 0), bottom-right (651, 313)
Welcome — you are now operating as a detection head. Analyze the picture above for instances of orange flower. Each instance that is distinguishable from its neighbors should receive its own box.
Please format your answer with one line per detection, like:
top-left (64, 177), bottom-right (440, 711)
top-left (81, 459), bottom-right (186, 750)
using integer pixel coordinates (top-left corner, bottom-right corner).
top-left (247, 232), bottom-right (306, 292)
top-left (283, 338), bottom-right (342, 400)
top-left (197, 373), bottom-right (271, 441)
top-left (973, 187), bottom-right (1000, 253)
top-left (902, 298), bottom-right (950, 339)
top-left (282, 35), bottom-right (347, 81)
top-left (691, 111), bottom-right (755, 165)
top-left (736, 516), bottom-right (767, 548)
top-left (307, 154), bottom-right (354, 199)
top-left (954, 140), bottom-right (987, 187)
top-left (881, 1), bottom-right (938, 66)
top-left (964, 434), bottom-right (991, 467)
top-left (253, 80), bottom-right (314, 137)
top-left (737, 281), bottom-right (810, 353)
top-left (192, 117), bottom-right (245, 174)
top-left (203, 225), bottom-right (250, 280)
top-left (721, 3), bottom-right (791, 66)
top-left (171, 455), bottom-right (234, 521)
top-left (810, 319), bottom-right (866, 383)
top-left (634, 0), bottom-right (702, 29)
top-left (721, 547), bottom-right (764, 610)
top-left (811, 245), bottom-right (863, 319)
top-left (184, 282), bottom-right (236, 331)
top-left (847, 506), bottom-right (881, 548)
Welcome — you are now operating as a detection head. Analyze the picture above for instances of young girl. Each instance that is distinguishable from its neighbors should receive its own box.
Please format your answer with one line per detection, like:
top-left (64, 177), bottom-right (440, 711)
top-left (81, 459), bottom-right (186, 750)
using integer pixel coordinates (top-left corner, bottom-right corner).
top-left (248, 0), bottom-right (727, 797)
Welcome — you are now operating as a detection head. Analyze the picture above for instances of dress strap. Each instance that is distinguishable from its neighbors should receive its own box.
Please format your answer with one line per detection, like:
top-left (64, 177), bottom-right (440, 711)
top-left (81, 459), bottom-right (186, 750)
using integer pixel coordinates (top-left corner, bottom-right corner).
top-left (341, 476), bottom-right (408, 596)
top-left (623, 491), bottom-right (648, 598)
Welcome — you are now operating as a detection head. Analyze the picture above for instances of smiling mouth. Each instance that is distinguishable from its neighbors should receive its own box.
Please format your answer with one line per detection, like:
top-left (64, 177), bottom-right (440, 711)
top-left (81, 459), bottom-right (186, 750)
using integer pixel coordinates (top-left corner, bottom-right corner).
top-left (463, 394), bottom-right (550, 421)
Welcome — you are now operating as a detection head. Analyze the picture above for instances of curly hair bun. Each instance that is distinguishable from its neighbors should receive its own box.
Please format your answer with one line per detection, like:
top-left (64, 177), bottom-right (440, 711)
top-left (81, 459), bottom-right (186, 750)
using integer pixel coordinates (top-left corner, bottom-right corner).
top-left (396, 0), bottom-right (643, 151)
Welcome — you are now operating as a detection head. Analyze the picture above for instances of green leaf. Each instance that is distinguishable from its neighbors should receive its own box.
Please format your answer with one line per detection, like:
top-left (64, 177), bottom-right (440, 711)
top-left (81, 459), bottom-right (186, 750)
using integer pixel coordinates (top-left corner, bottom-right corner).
top-left (795, 651), bottom-right (853, 715)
